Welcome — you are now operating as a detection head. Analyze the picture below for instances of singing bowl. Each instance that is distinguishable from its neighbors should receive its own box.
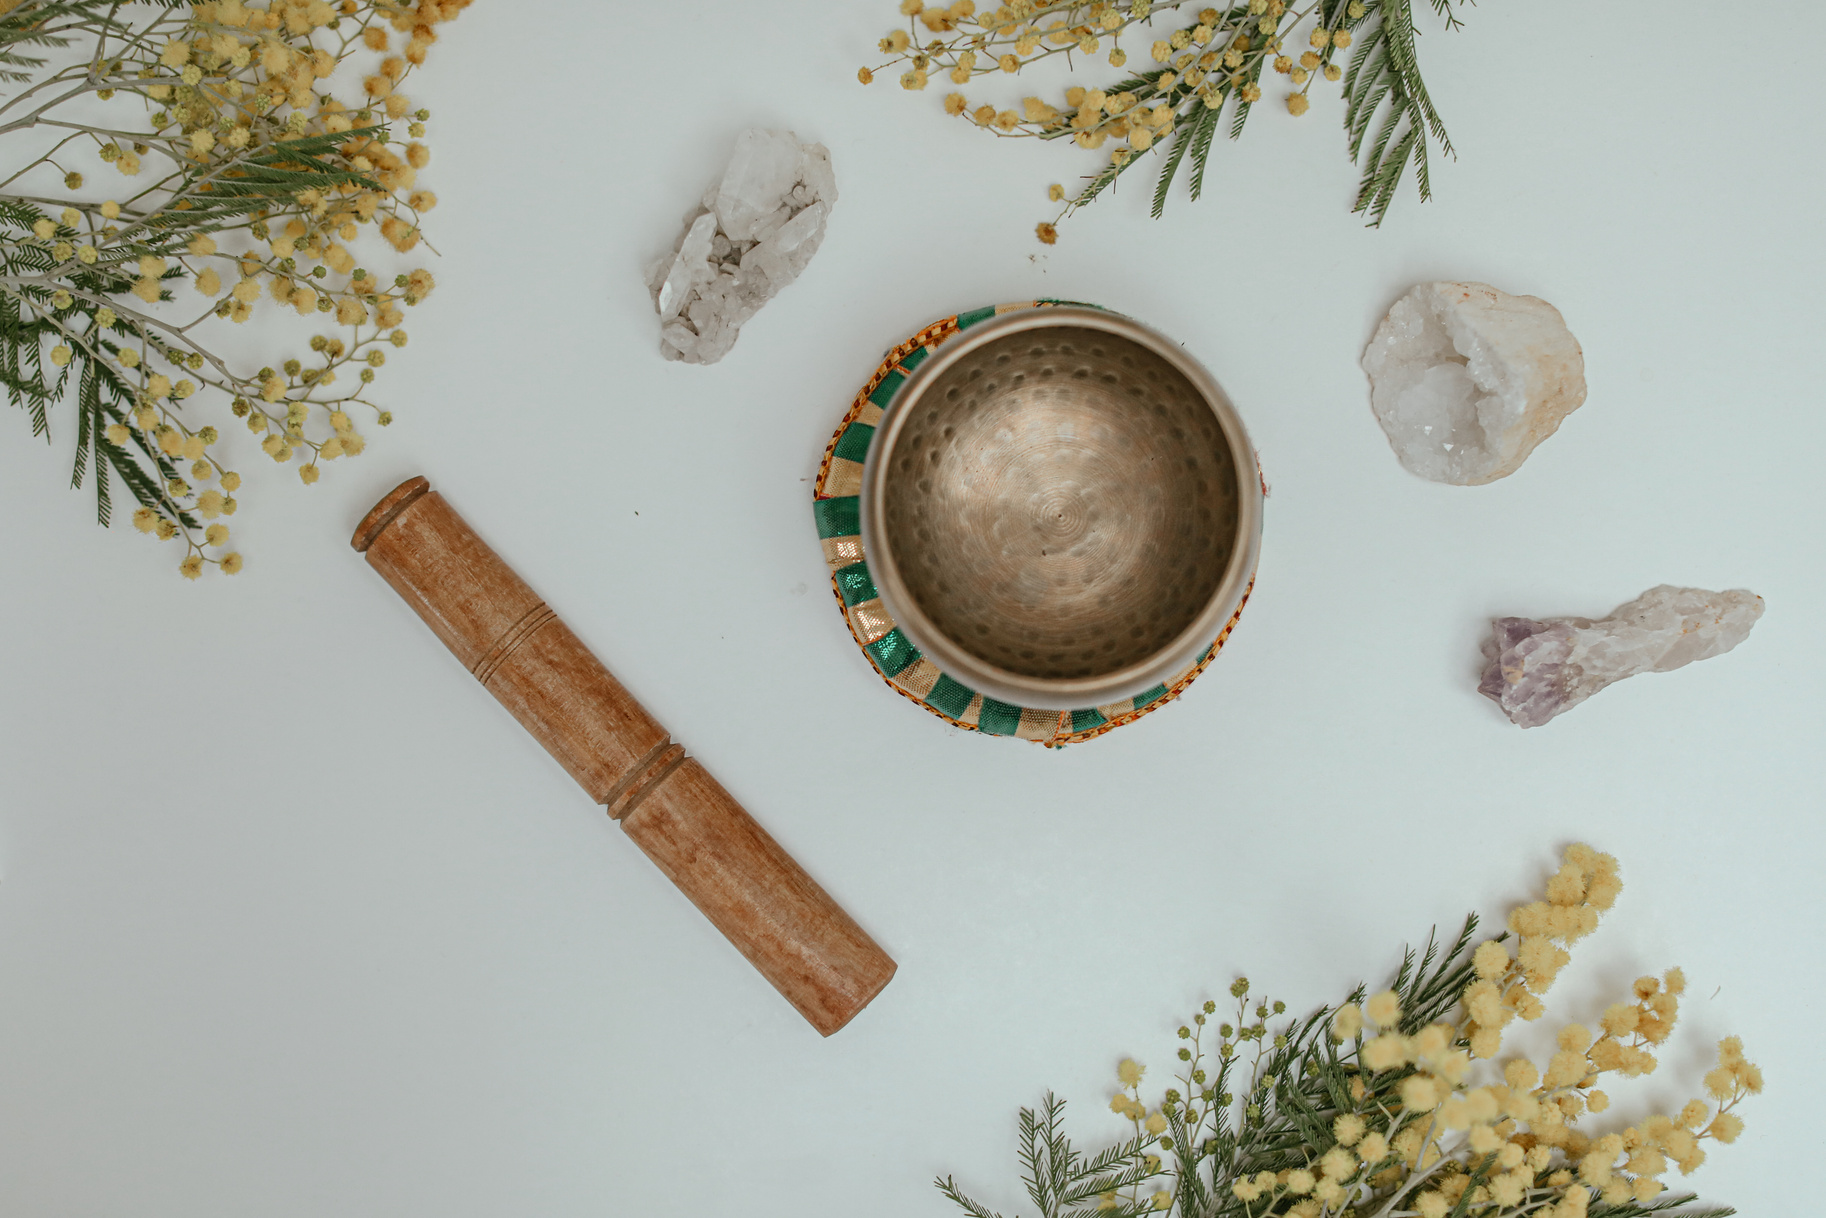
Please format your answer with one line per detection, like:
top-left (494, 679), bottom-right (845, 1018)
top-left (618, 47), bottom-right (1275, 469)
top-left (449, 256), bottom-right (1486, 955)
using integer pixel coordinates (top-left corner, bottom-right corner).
top-left (859, 307), bottom-right (1262, 711)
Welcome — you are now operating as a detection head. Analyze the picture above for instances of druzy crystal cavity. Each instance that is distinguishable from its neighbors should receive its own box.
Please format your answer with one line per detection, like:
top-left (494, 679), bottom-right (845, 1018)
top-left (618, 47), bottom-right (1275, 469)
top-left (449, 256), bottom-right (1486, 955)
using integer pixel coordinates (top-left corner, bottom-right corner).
top-left (646, 128), bottom-right (836, 365)
top-left (1480, 585), bottom-right (1764, 728)
top-left (1362, 282), bottom-right (1586, 484)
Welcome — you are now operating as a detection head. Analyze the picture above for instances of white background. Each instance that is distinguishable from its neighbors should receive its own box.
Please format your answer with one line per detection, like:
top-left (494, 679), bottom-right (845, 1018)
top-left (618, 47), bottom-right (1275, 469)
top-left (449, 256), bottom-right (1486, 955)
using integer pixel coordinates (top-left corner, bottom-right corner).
top-left (1, 2), bottom-right (1819, 1214)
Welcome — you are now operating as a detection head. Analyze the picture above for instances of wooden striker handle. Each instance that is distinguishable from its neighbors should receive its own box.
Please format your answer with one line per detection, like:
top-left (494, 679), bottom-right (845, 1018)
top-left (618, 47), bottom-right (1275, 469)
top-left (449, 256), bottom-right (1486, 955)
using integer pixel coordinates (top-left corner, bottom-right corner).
top-left (353, 476), bottom-right (895, 1035)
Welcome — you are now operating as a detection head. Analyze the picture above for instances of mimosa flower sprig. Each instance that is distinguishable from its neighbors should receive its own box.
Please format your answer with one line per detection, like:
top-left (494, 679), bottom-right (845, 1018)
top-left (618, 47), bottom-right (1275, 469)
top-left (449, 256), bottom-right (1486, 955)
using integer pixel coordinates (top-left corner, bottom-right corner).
top-left (939, 845), bottom-right (1759, 1218)
top-left (0, 0), bottom-right (469, 578)
top-left (861, 0), bottom-right (1471, 242)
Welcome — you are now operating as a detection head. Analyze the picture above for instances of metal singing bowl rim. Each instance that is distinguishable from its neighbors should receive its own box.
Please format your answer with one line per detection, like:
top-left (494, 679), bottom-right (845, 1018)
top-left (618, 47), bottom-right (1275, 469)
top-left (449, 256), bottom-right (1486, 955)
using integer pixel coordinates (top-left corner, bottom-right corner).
top-left (859, 307), bottom-right (1263, 711)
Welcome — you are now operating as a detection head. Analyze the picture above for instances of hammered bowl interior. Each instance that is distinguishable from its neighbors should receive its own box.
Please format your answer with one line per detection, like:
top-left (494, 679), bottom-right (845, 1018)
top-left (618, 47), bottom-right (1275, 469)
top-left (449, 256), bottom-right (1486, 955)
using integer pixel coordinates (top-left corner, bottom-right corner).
top-left (881, 323), bottom-right (1240, 683)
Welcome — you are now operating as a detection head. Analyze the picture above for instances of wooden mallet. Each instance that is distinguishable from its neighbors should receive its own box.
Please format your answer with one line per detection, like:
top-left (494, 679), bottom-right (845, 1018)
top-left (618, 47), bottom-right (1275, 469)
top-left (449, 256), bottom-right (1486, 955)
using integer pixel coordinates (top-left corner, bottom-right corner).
top-left (352, 476), bottom-right (896, 1035)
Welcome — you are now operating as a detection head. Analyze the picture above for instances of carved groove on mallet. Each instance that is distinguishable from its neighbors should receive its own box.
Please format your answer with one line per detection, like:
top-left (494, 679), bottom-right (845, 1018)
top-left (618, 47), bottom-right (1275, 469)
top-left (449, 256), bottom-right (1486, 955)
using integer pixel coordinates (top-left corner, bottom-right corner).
top-left (602, 739), bottom-right (689, 821)
top-left (472, 602), bottom-right (557, 685)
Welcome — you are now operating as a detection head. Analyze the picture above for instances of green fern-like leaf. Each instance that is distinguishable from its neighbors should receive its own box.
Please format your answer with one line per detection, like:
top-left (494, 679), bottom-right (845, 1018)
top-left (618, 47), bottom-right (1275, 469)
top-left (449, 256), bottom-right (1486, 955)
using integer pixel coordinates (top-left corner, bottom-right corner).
top-left (1151, 118), bottom-right (1197, 219)
top-left (1340, 0), bottom-right (1464, 225)
top-left (1589, 1194), bottom-right (1735, 1218)
top-left (935, 1176), bottom-right (1010, 1218)
top-left (1186, 102), bottom-right (1222, 202)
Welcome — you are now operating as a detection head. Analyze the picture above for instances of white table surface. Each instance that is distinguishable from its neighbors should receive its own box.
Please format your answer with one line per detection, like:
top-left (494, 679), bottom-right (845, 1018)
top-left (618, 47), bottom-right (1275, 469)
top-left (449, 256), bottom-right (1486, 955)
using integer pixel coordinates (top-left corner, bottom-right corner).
top-left (2, 3), bottom-right (1819, 1214)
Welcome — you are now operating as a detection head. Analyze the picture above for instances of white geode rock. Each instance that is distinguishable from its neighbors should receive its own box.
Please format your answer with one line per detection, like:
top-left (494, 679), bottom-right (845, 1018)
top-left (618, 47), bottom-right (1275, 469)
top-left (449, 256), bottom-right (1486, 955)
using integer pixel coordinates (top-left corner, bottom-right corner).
top-left (1362, 282), bottom-right (1586, 485)
top-left (1479, 585), bottom-right (1764, 728)
top-left (645, 128), bottom-right (836, 365)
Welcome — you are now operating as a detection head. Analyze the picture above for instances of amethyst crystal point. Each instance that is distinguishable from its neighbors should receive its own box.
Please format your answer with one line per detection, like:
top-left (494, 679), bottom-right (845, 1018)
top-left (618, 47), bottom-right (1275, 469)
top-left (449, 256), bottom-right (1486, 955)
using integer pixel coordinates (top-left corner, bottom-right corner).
top-left (1479, 585), bottom-right (1765, 728)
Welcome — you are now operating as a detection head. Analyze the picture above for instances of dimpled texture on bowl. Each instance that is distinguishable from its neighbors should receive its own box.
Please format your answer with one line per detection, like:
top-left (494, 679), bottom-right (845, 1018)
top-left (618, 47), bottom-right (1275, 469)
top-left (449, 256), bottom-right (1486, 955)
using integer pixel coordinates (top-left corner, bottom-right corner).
top-left (881, 324), bottom-right (1240, 683)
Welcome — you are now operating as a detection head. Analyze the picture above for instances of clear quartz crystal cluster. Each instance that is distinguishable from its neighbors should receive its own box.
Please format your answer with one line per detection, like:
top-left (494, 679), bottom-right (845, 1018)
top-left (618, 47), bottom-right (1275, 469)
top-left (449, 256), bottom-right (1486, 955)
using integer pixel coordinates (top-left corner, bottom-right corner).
top-left (1362, 282), bottom-right (1586, 485)
top-left (1480, 585), bottom-right (1765, 728)
top-left (645, 129), bottom-right (836, 365)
